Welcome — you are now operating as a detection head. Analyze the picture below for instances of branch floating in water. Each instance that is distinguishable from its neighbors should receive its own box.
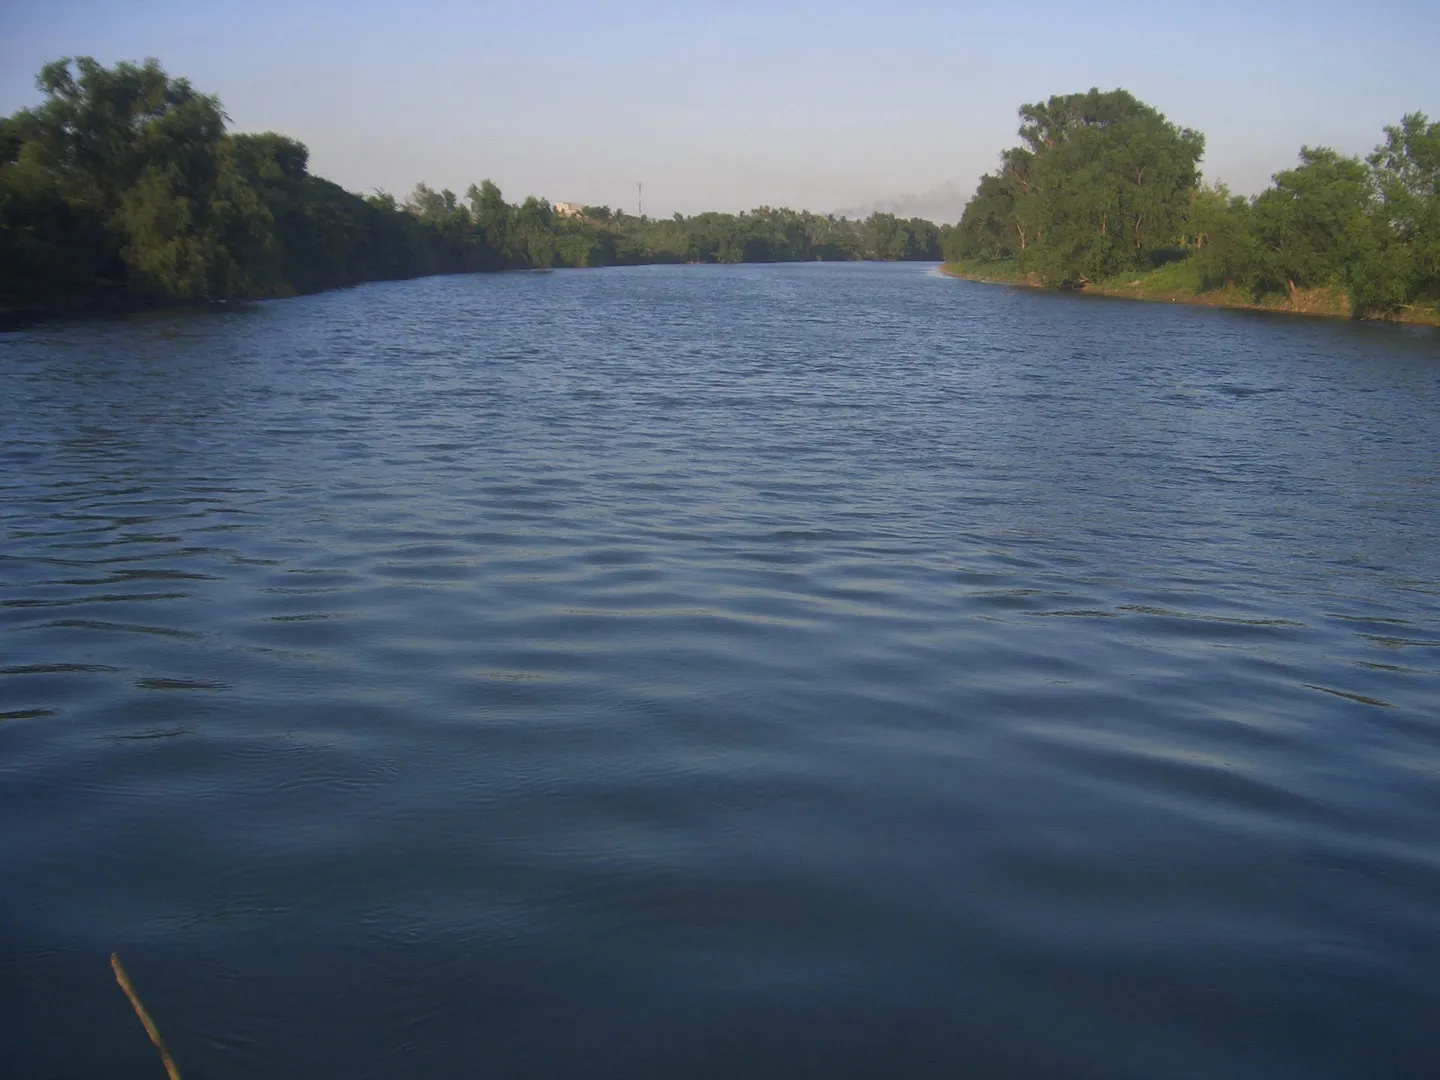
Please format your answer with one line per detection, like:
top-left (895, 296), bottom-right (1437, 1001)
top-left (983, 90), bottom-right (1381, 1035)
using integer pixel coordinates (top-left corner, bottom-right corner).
top-left (110, 953), bottom-right (184, 1080)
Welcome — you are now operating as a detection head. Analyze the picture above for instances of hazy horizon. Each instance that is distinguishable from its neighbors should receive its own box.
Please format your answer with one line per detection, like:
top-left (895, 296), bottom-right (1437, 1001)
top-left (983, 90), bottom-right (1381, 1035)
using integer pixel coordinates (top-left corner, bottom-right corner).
top-left (3, 0), bottom-right (1437, 219)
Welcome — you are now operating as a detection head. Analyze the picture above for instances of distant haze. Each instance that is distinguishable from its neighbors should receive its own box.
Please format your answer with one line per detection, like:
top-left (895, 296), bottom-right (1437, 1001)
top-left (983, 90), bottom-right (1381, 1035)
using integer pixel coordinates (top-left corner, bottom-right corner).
top-left (3, 0), bottom-right (1437, 217)
top-left (833, 182), bottom-right (974, 225)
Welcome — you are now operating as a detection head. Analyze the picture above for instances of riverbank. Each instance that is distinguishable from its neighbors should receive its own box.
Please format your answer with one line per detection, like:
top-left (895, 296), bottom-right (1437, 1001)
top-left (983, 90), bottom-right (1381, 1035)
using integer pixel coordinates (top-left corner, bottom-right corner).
top-left (941, 259), bottom-right (1440, 327)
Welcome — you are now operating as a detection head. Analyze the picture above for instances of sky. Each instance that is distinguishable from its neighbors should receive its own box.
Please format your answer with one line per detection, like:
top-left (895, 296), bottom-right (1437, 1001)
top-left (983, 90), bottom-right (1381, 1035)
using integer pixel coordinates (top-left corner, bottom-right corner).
top-left (3, 0), bottom-right (1437, 220)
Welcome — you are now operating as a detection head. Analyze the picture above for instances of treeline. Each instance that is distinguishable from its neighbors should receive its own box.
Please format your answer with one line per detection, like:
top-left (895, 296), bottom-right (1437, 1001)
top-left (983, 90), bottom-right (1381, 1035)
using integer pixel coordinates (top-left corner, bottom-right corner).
top-left (402, 188), bottom-right (941, 268)
top-left (0, 57), bottom-right (940, 320)
top-left (943, 89), bottom-right (1440, 319)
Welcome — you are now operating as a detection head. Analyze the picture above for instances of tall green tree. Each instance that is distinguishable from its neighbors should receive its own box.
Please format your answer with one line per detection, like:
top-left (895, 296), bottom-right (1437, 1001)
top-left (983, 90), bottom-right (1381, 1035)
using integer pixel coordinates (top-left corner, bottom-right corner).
top-left (957, 89), bottom-right (1204, 285)
top-left (466, 180), bottom-right (511, 265)
top-left (17, 57), bottom-right (273, 300)
top-left (1184, 183), bottom-right (1255, 289)
top-left (1368, 112), bottom-right (1440, 310)
top-left (947, 173), bottom-right (1017, 260)
top-left (511, 196), bottom-right (556, 267)
top-left (1248, 148), bottom-right (1372, 296)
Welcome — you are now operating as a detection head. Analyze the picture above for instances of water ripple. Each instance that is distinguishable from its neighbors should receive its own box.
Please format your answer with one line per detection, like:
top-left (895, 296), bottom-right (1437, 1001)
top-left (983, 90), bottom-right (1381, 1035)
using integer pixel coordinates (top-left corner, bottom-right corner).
top-left (1, 263), bottom-right (1438, 1080)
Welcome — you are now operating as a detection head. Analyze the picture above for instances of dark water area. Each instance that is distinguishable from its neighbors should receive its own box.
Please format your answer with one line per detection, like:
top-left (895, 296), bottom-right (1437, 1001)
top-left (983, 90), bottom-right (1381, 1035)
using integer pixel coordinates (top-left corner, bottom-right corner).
top-left (2, 262), bottom-right (1438, 1079)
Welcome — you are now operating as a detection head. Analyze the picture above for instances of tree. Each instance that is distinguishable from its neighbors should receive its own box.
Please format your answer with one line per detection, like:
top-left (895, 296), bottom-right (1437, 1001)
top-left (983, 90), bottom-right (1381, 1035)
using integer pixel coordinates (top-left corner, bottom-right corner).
top-left (1184, 184), bottom-right (1254, 289)
top-left (1, 56), bottom-right (277, 301)
top-left (1249, 147), bottom-right (1371, 296)
top-left (2, 55), bottom-right (954, 319)
top-left (1369, 113), bottom-right (1440, 307)
top-left (113, 134), bottom-right (273, 299)
top-left (511, 196), bottom-right (555, 267)
top-left (949, 173), bottom-right (1018, 260)
top-left (466, 180), bottom-right (510, 263)
top-left (958, 89), bottom-right (1204, 285)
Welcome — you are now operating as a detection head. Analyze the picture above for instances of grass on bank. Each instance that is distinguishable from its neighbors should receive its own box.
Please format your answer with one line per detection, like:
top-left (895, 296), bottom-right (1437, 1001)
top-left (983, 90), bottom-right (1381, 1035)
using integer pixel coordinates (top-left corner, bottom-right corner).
top-left (943, 256), bottom-right (1440, 326)
top-left (940, 257), bottom-right (1036, 286)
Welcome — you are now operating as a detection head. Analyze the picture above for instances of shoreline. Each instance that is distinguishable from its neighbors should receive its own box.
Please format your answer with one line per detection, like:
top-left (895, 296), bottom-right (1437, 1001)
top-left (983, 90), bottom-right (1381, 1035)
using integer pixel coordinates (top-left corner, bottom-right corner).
top-left (940, 263), bottom-right (1440, 328)
top-left (1, 259), bottom-right (938, 331)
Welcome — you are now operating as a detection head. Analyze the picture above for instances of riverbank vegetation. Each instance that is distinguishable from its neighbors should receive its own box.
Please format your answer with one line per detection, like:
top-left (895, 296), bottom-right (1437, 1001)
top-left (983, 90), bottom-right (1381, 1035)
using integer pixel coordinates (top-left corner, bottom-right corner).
top-left (0, 57), bottom-right (941, 321)
top-left (942, 89), bottom-right (1440, 324)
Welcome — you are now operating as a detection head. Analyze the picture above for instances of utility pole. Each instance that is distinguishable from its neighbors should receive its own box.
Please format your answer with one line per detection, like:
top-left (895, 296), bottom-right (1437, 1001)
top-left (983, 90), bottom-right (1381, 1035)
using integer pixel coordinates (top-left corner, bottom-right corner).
top-left (637, 181), bottom-right (643, 219)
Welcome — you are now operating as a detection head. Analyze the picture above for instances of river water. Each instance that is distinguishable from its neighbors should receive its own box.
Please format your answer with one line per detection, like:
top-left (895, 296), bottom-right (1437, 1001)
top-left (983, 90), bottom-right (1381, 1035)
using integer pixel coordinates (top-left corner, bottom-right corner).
top-left (2, 262), bottom-right (1438, 1079)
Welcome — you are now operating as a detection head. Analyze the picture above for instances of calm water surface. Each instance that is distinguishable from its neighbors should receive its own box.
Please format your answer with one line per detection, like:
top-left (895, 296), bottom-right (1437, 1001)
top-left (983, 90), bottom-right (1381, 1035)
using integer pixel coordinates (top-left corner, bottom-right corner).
top-left (2, 263), bottom-right (1438, 1079)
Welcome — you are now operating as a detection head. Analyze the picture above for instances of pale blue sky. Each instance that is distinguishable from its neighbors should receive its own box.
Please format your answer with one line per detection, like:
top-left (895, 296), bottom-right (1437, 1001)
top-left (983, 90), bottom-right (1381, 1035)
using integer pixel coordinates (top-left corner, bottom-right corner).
top-left (3, 0), bottom-right (1437, 218)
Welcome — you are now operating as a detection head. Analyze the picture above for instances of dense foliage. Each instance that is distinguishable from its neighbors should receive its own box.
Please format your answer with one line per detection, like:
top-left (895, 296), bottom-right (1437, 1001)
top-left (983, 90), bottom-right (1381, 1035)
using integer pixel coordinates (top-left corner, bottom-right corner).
top-left (943, 90), bottom-right (1204, 285)
top-left (1, 58), bottom-right (941, 319)
top-left (945, 89), bottom-right (1440, 319)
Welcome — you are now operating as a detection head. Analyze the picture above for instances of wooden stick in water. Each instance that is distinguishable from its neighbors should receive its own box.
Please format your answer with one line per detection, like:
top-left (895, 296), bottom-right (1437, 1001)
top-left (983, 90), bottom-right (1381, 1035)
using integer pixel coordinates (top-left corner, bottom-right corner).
top-left (110, 953), bottom-right (184, 1080)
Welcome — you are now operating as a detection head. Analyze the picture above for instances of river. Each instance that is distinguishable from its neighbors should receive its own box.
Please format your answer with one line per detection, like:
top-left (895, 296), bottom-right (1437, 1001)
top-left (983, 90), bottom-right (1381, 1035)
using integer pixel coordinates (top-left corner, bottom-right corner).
top-left (2, 262), bottom-right (1438, 1079)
